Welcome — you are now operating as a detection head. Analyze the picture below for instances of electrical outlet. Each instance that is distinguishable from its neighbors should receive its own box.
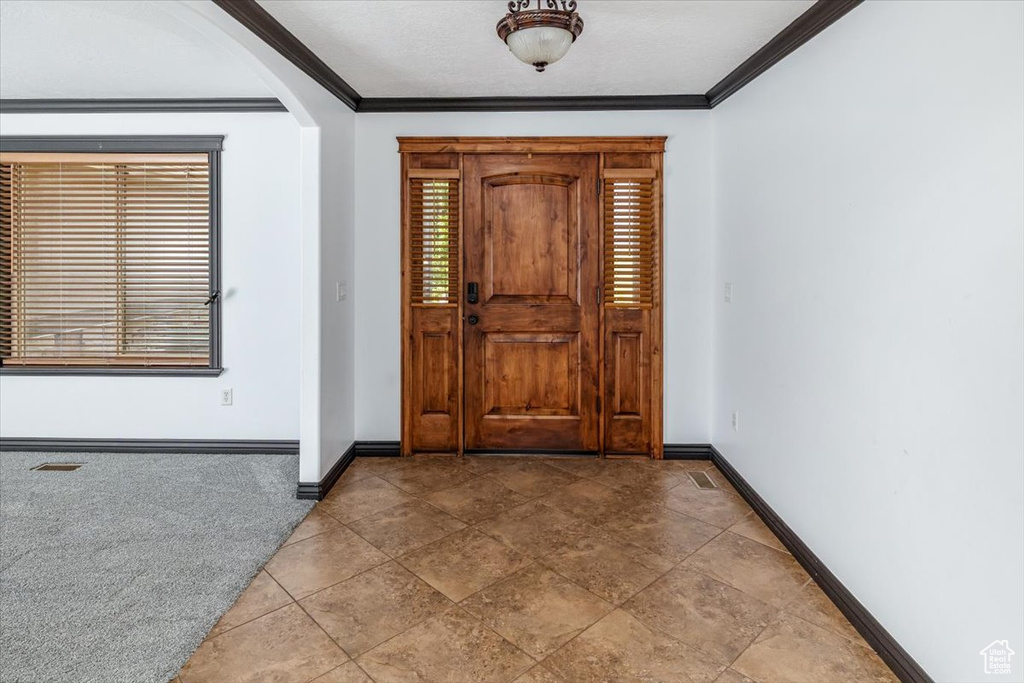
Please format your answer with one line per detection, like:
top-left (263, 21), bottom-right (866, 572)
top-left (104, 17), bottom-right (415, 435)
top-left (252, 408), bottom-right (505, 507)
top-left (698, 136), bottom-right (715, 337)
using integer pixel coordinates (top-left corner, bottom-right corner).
top-left (731, 410), bottom-right (740, 433)
top-left (220, 388), bottom-right (233, 406)
top-left (336, 281), bottom-right (347, 302)
top-left (724, 282), bottom-right (733, 303)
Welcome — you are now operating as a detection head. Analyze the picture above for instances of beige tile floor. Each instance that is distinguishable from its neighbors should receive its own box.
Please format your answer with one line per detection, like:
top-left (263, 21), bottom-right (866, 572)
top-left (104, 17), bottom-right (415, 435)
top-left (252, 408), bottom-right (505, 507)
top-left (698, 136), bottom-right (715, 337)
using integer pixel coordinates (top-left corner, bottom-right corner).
top-left (177, 456), bottom-right (898, 683)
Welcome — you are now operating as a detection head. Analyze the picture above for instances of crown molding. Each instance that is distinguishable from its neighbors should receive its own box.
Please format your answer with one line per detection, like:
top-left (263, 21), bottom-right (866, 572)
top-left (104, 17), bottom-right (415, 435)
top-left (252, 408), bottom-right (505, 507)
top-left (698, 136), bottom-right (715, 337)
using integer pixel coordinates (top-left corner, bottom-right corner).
top-left (360, 95), bottom-right (709, 113)
top-left (706, 0), bottom-right (863, 107)
top-left (0, 98), bottom-right (287, 114)
top-left (208, 0), bottom-right (861, 113)
top-left (211, 0), bottom-right (361, 111)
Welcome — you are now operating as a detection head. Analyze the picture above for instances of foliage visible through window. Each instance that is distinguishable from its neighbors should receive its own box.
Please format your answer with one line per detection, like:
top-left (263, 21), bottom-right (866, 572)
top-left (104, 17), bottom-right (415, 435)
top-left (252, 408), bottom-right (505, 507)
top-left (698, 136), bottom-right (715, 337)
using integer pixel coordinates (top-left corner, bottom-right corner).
top-left (410, 178), bottom-right (459, 305)
top-left (0, 152), bottom-right (214, 369)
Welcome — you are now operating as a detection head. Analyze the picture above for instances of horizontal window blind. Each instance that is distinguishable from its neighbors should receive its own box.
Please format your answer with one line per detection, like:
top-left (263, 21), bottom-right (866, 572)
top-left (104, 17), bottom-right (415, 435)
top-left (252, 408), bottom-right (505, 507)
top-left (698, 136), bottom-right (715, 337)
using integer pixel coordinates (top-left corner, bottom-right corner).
top-left (409, 177), bottom-right (459, 306)
top-left (604, 176), bottom-right (656, 308)
top-left (0, 152), bottom-right (213, 367)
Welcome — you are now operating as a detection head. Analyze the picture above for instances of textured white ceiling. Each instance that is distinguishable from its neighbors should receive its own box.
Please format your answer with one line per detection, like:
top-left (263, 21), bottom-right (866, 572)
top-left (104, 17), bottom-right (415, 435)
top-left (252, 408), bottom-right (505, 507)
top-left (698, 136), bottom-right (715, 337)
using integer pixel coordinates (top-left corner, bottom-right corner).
top-left (257, 0), bottom-right (815, 98)
top-left (0, 1), bottom-right (273, 99)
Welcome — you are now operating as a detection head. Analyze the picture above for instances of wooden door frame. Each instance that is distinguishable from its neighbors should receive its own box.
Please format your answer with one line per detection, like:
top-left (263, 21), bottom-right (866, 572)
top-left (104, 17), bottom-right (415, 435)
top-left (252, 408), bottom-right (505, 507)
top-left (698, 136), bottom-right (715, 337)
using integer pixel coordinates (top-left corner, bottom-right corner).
top-left (400, 137), bottom-right (666, 458)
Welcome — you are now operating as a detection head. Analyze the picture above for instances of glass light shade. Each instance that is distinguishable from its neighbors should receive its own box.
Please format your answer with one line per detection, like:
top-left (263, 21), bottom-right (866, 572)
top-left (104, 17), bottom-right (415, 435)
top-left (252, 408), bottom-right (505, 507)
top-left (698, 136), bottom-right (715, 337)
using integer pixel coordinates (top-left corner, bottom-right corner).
top-left (505, 26), bottom-right (574, 71)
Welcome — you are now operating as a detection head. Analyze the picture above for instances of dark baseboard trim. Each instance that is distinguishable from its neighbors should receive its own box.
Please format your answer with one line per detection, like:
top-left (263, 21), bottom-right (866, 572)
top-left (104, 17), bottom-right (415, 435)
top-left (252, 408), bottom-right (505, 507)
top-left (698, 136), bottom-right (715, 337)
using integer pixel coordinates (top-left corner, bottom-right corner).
top-left (295, 440), bottom-right (399, 500)
top-left (663, 443), bottom-right (714, 460)
top-left (710, 446), bottom-right (933, 683)
top-left (211, 0), bottom-right (361, 111)
top-left (358, 95), bottom-right (709, 113)
top-left (296, 442), bottom-right (356, 500)
top-left (705, 0), bottom-right (863, 108)
top-left (0, 438), bottom-right (299, 454)
top-left (0, 98), bottom-right (287, 114)
top-left (354, 441), bottom-right (402, 457)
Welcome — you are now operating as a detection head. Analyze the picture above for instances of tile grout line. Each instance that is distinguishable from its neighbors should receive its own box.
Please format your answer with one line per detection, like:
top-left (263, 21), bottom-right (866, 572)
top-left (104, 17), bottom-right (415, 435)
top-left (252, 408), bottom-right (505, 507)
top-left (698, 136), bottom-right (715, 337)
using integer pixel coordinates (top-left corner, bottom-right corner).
top-left (283, 477), bottom-right (501, 604)
top-left (441, 477), bottom-right (728, 671)
top-left (214, 464), bottom-right (719, 626)
top-left (344, 595), bottom-right (462, 668)
top-left (313, 461), bottom-right (787, 676)
top-left (187, 600), bottom-right (295, 652)
top-left (185, 565), bottom-right (302, 652)
top-left (186, 458), bottom-right (860, 682)
top-left (282, 551), bottom-right (391, 603)
top-left (316, 474), bottom-right (418, 526)
top-left (292, 591), bottom-right (361, 668)
top-left (368, 470), bottom-right (650, 668)
top-left (502, 475), bottom-right (783, 673)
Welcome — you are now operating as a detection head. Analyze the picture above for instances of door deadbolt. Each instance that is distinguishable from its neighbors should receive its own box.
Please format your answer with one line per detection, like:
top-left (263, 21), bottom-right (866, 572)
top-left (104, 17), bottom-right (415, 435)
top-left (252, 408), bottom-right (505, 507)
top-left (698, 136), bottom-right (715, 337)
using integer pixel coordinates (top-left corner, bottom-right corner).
top-left (467, 315), bottom-right (479, 325)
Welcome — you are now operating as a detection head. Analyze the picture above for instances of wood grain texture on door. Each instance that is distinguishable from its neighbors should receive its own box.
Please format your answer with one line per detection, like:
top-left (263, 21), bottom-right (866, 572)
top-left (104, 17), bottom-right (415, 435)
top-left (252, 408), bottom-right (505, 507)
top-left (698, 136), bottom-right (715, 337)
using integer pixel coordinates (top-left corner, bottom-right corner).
top-left (400, 138), bottom-right (665, 458)
top-left (401, 153), bottom-right (462, 454)
top-left (463, 154), bottom-right (600, 452)
top-left (602, 158), bottom-right (663, 456)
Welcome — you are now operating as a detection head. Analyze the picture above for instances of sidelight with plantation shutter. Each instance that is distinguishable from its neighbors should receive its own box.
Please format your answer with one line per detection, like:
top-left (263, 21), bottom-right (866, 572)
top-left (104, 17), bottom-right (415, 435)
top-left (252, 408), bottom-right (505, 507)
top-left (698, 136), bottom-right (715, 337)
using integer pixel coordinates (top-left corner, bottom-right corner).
top-left (402, 161), bottom-right (461, 453)
top-left (601, 163), bottom-right (662, 456)
top-left (604, 171), bottom-right (656, 308)
top-left (0, 144), bottom-right (219, 372)
top-left (409, 175), bottom-right (460, 306)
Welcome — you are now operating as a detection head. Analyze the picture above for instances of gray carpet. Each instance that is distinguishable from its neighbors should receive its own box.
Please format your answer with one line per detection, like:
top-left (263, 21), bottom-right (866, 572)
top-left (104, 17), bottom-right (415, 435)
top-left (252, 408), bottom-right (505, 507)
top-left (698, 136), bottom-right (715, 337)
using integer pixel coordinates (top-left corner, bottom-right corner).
top-left (0, 451), bottom-right (314, 683)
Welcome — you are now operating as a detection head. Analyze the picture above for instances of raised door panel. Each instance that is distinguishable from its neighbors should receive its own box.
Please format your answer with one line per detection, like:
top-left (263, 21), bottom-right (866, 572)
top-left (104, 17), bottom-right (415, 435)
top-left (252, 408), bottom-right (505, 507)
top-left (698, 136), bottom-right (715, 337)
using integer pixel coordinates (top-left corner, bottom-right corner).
top-left (604, 308), bottom-right (651, 454)
top-left (485, 177), bottom-right (576, 304)
top-left (482, 333), bottom-right (579, 417)
top-left (408, 299), bottom-right (459, 453)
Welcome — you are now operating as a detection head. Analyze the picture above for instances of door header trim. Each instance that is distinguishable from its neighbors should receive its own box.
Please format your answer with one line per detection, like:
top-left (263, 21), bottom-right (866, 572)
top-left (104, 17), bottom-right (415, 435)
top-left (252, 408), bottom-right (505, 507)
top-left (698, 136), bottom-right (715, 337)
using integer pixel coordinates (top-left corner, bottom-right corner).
top-left (397, 137), bottom-right (666, 154)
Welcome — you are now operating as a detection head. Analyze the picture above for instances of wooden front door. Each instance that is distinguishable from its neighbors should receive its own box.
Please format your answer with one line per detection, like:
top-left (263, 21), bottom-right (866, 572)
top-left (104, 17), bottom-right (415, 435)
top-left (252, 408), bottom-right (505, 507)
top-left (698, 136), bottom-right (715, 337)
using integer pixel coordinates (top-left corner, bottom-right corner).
top-left (462, 154), bottom-right (600, 452)
top-left (401, 137), bottom-right (665, 458)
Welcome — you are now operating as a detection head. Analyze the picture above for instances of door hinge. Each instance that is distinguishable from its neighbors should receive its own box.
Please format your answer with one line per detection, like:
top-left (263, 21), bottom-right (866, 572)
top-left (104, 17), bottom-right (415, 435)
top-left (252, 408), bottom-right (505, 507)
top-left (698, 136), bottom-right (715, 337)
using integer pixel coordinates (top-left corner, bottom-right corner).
top-left (596, 396), bottom-right (602, 413)
top-left (596, 178), bottom-right (601, 198)
top-left (596, 286), bottom-right (601, 305)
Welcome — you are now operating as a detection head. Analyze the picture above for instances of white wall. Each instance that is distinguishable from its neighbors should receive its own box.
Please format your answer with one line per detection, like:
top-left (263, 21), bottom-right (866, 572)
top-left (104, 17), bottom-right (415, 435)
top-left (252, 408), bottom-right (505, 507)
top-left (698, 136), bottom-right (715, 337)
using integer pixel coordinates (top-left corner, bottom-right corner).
top-left (0, 1), bottom-right (273, 99)
top-left (0, 112), bottom-right (303, 440)
top-left (712, 2), bottom-right (1024, 681)
top-left (170, 0), bottom-right (359, 482)
top-left (318, 109), bottom-right (357, 476)
top-left (354, 111), bottom-right (715, 444)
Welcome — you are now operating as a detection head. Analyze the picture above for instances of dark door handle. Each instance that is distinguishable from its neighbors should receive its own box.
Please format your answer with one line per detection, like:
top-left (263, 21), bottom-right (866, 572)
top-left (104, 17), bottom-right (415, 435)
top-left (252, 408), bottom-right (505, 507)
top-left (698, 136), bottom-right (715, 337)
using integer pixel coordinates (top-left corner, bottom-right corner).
top-left (467, 282), bottom-right (479, 304)
top-left (467, 315), bottom-right (479, 325)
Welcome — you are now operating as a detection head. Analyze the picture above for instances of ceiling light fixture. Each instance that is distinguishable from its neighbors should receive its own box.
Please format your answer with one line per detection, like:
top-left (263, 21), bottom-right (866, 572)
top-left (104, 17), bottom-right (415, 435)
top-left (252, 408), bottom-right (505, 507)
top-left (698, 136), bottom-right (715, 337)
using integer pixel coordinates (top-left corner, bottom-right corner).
top-left (496, 0), bottom-right (584, 72)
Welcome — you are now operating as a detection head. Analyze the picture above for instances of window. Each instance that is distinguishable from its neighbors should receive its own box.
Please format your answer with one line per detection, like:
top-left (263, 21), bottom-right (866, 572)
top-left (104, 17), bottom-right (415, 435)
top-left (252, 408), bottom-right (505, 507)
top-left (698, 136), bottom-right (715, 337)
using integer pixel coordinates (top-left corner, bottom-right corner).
top-left (604, 174), bottom-right (657, 308)
top-left (409, 175), bottom-right (459, 306)
top-left (0, 137), bottom-right (222, 375)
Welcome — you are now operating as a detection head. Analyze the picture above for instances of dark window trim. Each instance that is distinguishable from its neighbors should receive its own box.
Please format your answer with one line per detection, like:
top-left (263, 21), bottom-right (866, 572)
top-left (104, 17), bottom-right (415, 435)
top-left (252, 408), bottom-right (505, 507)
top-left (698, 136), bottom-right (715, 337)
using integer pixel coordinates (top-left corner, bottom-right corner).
top-left (0, 136), bottom-right (223, 153)
top-left (0, 135), bottom-right (224, 377)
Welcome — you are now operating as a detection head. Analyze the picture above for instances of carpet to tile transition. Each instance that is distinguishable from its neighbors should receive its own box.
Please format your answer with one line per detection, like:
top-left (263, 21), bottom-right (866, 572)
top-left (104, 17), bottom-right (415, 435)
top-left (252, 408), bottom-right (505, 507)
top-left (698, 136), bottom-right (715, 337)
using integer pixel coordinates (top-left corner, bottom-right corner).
top-left (0, 451), bottom-right (313, 683)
